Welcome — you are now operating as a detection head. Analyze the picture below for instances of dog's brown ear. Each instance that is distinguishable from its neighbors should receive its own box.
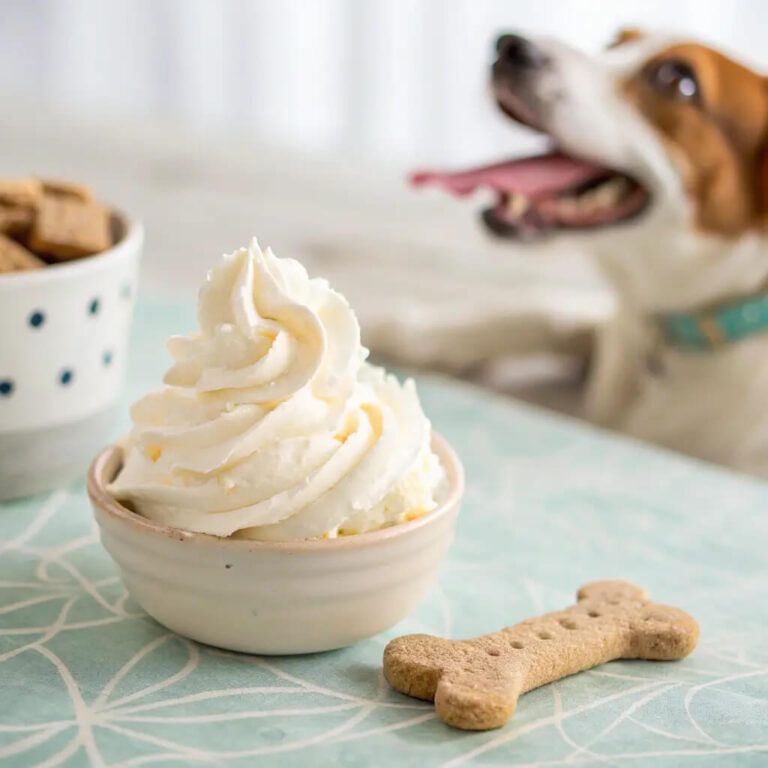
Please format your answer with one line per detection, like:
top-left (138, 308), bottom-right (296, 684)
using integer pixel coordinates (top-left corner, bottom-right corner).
top-left (752, 80), bottom-right (768, 226)
top-left (757, 117), bottom-right (768, 225)
top-left (607, 28), bottom-right (645, 50)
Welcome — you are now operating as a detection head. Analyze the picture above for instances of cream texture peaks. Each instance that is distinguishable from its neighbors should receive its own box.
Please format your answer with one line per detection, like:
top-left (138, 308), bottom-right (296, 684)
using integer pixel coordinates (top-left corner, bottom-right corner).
top-left (109, 240), bottom-right (443, 540)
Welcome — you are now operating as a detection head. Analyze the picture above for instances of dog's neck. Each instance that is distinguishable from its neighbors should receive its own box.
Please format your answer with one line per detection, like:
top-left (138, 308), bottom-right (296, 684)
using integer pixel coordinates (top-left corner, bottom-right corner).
top-left (593, 226), bottom-right (768, 322)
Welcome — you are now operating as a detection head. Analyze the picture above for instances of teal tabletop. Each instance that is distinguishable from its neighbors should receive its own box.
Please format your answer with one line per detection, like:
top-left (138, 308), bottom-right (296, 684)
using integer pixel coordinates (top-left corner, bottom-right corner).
top-left (1, 301), bottom-right (767, 767)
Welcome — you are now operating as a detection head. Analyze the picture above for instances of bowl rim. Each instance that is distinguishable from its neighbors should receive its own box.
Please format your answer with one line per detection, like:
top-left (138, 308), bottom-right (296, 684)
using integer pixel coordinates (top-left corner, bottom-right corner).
top-left (88, 430), bottom-right (464, 552)
top-left (0, 205), bottom-right (144, 288)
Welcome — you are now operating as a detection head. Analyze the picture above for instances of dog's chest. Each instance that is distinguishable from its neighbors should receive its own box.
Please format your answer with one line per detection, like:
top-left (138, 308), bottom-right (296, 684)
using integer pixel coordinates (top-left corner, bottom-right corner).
top-left (621, 336), bottom-right (768, 475)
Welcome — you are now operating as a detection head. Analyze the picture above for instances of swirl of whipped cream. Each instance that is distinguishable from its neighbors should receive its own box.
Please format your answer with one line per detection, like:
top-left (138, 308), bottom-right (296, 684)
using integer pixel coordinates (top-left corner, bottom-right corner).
top-left (109, 240), bottom-right (444, 540)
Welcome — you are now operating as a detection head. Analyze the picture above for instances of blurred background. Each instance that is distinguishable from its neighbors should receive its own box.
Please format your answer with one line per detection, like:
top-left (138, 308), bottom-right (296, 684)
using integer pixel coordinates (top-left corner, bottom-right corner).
top-left (0, 0), bottom-right (760, 401)
top-left (1, 0), bottom-right (762, 164)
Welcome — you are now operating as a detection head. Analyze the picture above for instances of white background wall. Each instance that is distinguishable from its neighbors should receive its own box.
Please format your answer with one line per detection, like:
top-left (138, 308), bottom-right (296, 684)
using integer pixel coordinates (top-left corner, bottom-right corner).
top-left (1, 0), bottom-right (764, 166)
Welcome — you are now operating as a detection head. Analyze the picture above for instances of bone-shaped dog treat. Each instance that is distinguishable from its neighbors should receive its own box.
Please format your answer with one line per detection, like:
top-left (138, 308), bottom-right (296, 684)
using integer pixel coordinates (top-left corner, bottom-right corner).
top-left (383, 580), bottom-right (698, 730)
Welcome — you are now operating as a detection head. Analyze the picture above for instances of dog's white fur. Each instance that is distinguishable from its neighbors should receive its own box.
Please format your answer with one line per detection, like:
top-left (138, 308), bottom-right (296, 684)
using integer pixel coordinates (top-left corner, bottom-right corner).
top-left (520, 34), bottom-right (768, 476)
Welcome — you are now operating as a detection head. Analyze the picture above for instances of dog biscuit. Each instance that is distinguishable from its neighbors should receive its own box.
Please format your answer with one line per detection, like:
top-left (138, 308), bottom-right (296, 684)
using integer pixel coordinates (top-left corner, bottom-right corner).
top-left (28, 195), bottom-right (112, 260)
top-left (0, 178), bottom-right (42, 208)
top-left (383, 580), bottom-right (699, 730)
top-left (0, 203), bottom-right (35, 235)
top-left (0, 233), bottom-right (45, 273)
top-left (41, 178), bottom-right (94, 202)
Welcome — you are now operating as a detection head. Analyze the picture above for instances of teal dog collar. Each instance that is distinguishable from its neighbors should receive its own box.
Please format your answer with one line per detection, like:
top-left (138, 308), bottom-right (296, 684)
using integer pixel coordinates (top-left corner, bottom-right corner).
top-left (660, 292), bottom-right (768, 350)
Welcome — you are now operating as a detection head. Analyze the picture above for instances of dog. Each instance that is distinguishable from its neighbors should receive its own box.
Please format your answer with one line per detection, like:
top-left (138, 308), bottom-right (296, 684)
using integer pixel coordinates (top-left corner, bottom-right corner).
top-left (412, 29), bottom-right (768, 477)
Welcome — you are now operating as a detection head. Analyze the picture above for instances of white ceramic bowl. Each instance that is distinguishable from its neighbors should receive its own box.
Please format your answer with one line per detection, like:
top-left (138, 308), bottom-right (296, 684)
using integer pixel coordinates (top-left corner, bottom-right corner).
top-left (0, 211), bottom-right (143, 500)
top-left (88, 433), bottom-right (463, 655)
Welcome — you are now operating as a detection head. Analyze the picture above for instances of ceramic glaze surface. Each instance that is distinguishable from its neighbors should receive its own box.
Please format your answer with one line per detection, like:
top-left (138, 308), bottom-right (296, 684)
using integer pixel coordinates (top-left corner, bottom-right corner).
top-left (0, 214), bottom-right (142, 432)
top-left (89, 433), bottom-right (462, 655)
top-left (0, 213), bottom-right (142, 500)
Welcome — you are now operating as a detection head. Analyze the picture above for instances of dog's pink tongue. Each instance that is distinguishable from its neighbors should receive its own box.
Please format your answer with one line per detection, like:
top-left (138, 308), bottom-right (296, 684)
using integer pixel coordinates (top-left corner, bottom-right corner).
top-left (410, 152), bottom-right (609, 197)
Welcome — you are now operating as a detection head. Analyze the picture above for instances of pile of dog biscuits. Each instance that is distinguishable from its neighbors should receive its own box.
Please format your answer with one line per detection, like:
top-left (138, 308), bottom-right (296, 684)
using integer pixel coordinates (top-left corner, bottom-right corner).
top-left (0, 178), bottom-right (113, 274)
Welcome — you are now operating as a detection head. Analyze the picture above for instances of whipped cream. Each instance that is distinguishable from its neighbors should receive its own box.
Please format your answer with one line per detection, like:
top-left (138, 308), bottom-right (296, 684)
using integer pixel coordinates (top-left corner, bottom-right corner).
top-left (109, 240), bottom-right (444, 540)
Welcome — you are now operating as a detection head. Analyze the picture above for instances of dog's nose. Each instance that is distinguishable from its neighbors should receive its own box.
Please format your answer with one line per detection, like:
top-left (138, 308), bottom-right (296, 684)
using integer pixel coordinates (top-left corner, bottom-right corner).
top-left (495, 34), bottom-right (548, 69)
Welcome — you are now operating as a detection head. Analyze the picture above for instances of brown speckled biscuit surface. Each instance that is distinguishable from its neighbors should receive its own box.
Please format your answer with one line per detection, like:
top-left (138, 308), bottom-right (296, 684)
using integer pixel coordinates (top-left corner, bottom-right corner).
top-left (28, 195), bottom-right (111, 260)
top-left (41, 178), bottom-right (94, 202)
top-left (383, 580), bottom-right (699, 730)
top-left (0, 233), bottom-right (45, 272)
top-left (0, 178), bottom-right (42, 208)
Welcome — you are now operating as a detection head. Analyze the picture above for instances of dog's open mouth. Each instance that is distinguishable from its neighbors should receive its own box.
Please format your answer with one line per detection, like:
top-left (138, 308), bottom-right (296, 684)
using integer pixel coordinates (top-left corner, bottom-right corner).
top-left (410, 151), bottom-right (650, 238)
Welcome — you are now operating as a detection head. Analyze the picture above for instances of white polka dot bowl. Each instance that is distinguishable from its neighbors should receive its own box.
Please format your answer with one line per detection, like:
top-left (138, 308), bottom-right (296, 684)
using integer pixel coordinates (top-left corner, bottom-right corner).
top-left (0, 211), bottom-right (143, 500)
top-left (88, 433), bottom-right (464, 655)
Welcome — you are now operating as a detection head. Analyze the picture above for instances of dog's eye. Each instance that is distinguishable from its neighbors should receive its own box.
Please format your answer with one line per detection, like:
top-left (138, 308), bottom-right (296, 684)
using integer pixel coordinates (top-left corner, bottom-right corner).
top-left (647, 60), bottom-right (699, 102)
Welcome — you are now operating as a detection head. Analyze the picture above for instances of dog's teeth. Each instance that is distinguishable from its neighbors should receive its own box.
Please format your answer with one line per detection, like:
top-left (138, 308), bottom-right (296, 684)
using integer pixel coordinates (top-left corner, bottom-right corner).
top-left (571, 178), bottom-right (628, 213)
top-left (550, 177), bottom-right (635, 221)
top-left (596, 180), bottom-right (620, 206)
top-left (582, 187), bottom-right (608, 209)
top-left (589, 190), bottom-right (606, 207)
top-left (594, 178), bottom-right (629, 207)
top-left (574, 193), bottom-right (597, 211)
top-left (507, 193), bottom-right (529, 218)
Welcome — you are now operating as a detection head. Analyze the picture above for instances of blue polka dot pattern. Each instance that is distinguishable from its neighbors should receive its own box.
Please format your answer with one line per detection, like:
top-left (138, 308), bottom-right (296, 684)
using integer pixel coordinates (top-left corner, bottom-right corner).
top-left (89, 298), bottom-right (100, 315)
top-left (59, 369), bottom-right (74, 386)
top-left (29, 311), bottom-right (45, 329)
top-left (103, 350), bottom-right (113, 366)
top-left (0, 380), bottom-right (13, 396)
top-left (121, 283), bottom-right (131, 300)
